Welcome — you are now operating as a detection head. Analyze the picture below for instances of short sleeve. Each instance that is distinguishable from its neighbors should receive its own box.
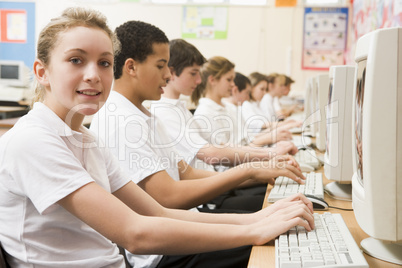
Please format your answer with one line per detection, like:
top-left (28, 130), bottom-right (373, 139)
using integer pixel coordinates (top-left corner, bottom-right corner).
top-left (4, 127), bottom-right (94, 214)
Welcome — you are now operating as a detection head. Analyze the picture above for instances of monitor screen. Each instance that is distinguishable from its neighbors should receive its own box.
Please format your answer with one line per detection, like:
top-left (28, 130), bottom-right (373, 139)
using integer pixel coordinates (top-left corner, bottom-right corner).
top-left (0, 65), bottom-right (19, 80)
top-left (315, 74), bottom-right (329, 151)
top-left (354, 60), bottom-right (366, 184)
top-left (0, 60), bottom-right (30, 87)
top-left (325, 78), bottom-right (333, 157)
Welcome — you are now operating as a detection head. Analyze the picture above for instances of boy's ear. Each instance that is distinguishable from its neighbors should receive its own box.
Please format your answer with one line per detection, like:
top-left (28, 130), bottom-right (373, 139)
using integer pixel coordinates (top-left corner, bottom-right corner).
top-left (168, 66), bottom-right (175, 79)
top-left (124, 58), bottom-right (137, 76)
top-left (33, 59), bottom-right (49, 87)
top-left (232, 85), bottom-right (239, 95)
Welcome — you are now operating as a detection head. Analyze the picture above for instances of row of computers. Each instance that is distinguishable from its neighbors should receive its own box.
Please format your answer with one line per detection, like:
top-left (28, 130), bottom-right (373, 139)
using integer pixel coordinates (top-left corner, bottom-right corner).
top-left (272, 27), bottom-right (402, 267)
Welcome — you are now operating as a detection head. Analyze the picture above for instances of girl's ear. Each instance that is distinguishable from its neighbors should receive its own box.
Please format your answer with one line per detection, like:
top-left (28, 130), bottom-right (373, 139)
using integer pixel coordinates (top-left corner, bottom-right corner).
top-left (33, 59), bottom-right (49, 87)
top-left (207, 74), bottom-right (216, 86)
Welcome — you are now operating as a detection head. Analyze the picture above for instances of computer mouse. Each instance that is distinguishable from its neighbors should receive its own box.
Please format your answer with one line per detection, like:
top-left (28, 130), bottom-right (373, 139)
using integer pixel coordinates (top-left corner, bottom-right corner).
top-left (299, 163), bottom-right (315, 172)
top-left (305, 194), bottom-right (329, 210)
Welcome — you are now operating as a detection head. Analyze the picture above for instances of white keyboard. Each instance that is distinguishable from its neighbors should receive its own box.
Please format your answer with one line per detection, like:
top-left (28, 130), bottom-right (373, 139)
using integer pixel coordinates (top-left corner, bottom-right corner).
top-left (275, 213), bottom-right (369, 268)
top-left (268, 173), bottom-right (324, 203)
top-left (294, 149), bottom-right (321, 169)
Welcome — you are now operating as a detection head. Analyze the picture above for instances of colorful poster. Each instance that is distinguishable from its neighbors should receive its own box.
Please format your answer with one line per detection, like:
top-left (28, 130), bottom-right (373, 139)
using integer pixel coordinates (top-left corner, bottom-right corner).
top-left (302, 7), bottom-right (349, 70)
top-left (0, 9), bottom-right (27, 43)
top-left (182, 6), bottom-right (228, 39)
top-left (347, 0), bottom-right (402, 64)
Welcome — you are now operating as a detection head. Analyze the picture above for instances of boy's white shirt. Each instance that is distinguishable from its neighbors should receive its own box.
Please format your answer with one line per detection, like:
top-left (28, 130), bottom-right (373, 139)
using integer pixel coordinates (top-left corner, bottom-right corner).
top-left (259, 93), bottom-right (277, 122)
top-left (273, 97), bottom-right (282, 112)
top-left (91, 91), bottom-right (198, 268)
top-left (151, 97), bottom-right (215, 171)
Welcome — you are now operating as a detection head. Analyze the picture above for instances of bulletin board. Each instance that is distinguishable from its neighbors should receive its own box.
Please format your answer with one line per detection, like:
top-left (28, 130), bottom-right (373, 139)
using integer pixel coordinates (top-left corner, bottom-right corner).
top-left (182, 6), bottom-right (228, 39)
top-left (302, 7), bottom-right (348, 70)
top-left (0, 1), bottom-right (35, 69)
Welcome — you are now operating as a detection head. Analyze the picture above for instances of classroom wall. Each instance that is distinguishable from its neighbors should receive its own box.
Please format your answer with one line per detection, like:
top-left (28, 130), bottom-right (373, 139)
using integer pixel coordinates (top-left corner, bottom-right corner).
top-left (32, 0), bottom-right (343, 95)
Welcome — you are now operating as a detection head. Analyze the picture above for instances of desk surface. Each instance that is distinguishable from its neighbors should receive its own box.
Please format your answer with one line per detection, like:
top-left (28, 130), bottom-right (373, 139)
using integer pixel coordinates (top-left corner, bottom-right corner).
top-left (247, 158), bottom-right (400, 268)
top-left (0, 117), bottom-right (20, 128)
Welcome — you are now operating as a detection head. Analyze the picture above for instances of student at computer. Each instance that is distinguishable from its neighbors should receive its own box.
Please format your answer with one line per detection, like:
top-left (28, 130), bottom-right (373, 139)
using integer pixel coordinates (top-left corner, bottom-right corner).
top-left (192, 56), bottom-right (293, 147)
top-left (222, 72), bottom-right (283, 142)
top-left (260, 73), bottom-right (302, 123)
top-left (151, 39), bottom-right (298, 172)
top-left (0, 8), bottom-right (315, 268)
top-left (242, 72), bottom-right (300, 133)
top-left (88, 20), bottom-right (311, 267)
top-left (273, 74), bottom-right (301, 118)
top-left (242, 71), bottom-right (270, 132)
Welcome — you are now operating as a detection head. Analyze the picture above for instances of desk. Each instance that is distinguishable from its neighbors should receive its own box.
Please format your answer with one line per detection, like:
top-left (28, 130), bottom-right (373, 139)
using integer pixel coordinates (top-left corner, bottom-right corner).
top-left (0, 117), bottom-right (20, 128)
top-left (0, 106), bottom-right (29, 119)
top-left (247, 162), bottom-right (401, 268)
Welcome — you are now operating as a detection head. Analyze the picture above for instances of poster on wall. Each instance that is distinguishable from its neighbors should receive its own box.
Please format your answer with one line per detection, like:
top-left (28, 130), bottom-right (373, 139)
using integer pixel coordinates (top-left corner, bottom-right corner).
top-left (348, 0), bottom-right (402, 64)
top-left (302, 7), bottom-right (348, 70)
top-left (0, 9), bottom-right (27, 43)
top-left (0, 1), bottom-right (35, 69)
top-left (182, 6), bottom-right (228, 39)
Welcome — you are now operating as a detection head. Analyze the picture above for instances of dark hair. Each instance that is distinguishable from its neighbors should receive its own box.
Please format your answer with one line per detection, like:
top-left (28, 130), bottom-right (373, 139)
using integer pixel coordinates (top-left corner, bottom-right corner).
top-left (169, 39), bottom-right (206, 76)
top-left (191, 56), bottom-right (235, 106)
top-left (114, 20), bottom-right (169, 79)
top-left (234, 72), bottom-right (251, 92)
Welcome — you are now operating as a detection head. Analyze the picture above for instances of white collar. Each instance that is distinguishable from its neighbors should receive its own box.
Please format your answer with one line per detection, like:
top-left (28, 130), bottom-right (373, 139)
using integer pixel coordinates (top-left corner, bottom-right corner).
top-left (198, 97), bottom-right (226, 111)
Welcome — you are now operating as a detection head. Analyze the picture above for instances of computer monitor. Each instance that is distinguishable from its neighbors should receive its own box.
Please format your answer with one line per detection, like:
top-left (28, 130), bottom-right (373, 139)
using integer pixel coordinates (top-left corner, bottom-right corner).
top-left (324, 65), bottom-right (355, 201)
top-left (303, 77), bottom-right (313, 121)
top-left (352, 27), bottom-right (402, 264)
top-left (314, 74), bottom-right (330, 151)
top-left (0, 60), bottom-right (30, 88)
top-left (303, 76), bottom-right (318, 137)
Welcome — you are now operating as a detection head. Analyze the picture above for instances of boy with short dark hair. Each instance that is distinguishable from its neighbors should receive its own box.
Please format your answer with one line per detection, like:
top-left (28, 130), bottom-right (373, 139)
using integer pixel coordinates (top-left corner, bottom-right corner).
top-left (90, 21), bottom-right (307, 268)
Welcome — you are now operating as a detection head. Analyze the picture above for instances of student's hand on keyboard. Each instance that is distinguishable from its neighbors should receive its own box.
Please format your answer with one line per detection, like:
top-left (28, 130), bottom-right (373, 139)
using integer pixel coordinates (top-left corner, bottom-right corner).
top-left (250, 195), bottom-right (315, 246)
top-left (282, 119), bottom-right (303, 130)
top-left (268, 193), bottom-right (314, 215)
top-left (271, 128), bottom-right (293, 143)
top-left (271, 141), bottom-right (298, 156)
top-left (244, 155), bottom-right (305, 185)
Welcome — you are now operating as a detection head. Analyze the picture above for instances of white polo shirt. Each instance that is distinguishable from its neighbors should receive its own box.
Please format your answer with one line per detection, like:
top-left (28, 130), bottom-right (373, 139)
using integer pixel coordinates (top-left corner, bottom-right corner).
top-left (241, 100), bottom-right (270, 132)
top-left (90, 91), bottom-right (183, 268)
top-left (0, 102), bottom-right (129, 268)
top-left (193, 98), bottom-right (248, 147)
top-left (150, 97), bottom-right (214, 171)
top-left (259, 93), bottom-right (277, 122)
